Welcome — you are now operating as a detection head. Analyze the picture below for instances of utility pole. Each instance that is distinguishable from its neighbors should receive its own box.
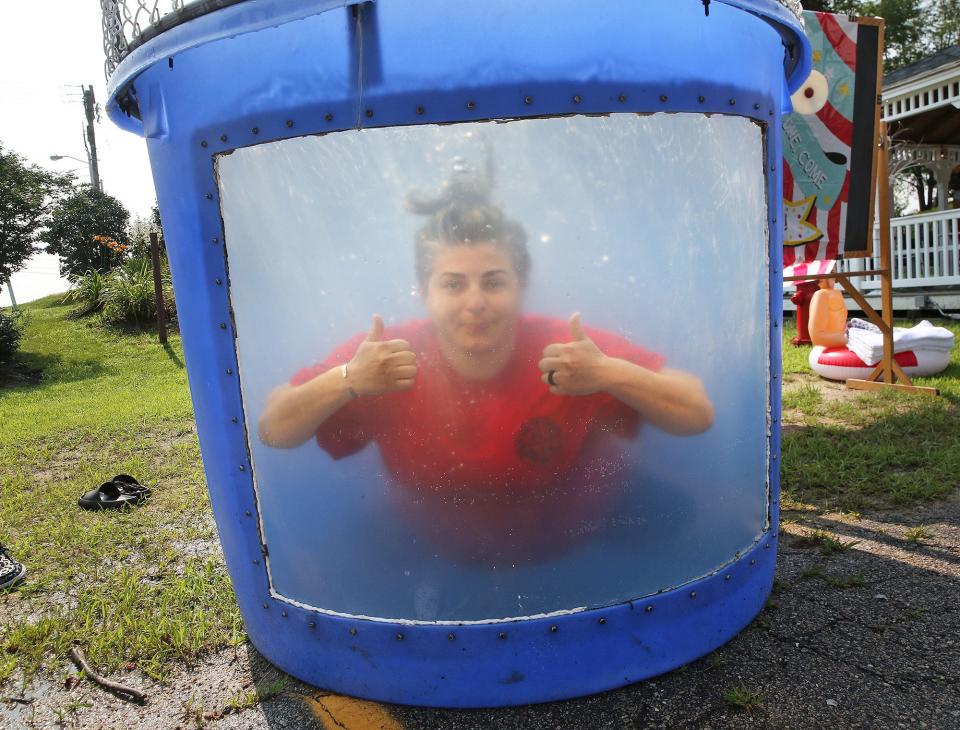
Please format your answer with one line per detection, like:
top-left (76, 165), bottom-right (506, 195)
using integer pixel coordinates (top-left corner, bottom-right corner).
top-left (82, 86), bottom-right (102, 192)
top-left (3, 280), bottom-right (17, 311)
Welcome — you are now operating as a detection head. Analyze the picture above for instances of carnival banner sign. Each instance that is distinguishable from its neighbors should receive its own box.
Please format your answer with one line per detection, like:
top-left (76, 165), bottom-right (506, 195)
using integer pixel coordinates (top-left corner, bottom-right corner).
top-left (783, 11), bottom-right (883, 278)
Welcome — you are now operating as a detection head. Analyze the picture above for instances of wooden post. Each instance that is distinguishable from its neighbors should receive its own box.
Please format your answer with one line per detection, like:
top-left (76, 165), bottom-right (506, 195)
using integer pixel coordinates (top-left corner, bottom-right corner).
top-left (149, 232), bottom-right (168, 344)
top-left (877, 121), bottom-right (894, 384)
top-left (845, 123), bottom-right (938, 396)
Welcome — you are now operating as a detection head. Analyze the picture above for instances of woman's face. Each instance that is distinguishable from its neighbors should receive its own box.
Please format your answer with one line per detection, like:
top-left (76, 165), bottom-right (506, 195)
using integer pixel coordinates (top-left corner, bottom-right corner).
top-left (424, 242), bottom-right (523, 355)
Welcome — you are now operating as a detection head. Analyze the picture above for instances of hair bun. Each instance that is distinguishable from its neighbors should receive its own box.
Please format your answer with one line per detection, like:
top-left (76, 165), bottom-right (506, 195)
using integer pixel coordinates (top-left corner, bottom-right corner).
top-left (405, 144), bottom-right (495, 215)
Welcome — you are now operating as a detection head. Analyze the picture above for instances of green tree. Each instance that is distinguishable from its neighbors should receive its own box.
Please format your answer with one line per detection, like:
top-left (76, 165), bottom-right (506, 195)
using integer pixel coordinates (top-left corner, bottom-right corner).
top-left (930, 0), bottom-right (960, 49)
top-left (800, 0), bottom-right (928, 69)
top-left (127, 202), bottom-right (165, 261)
top-left (41, 186), bottom-right (130, 279)
top-left (0, 143), bottom-right (72, 287)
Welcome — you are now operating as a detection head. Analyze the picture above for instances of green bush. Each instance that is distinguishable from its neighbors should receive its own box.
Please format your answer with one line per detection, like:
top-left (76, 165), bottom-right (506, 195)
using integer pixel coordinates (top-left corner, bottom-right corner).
top-left (101, 258), bottom-right (176, 327)
top-left (64, 259), bottom-right (177, 328)
top-left (0, 309), bottom-right (23, 364)
top-left (63, 269), bottom-right (109, 315)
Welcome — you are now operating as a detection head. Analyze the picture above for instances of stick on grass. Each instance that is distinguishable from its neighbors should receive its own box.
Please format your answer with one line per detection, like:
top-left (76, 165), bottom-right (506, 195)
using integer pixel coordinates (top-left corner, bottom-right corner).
top-left (68, 646), bottom-right (147, 703)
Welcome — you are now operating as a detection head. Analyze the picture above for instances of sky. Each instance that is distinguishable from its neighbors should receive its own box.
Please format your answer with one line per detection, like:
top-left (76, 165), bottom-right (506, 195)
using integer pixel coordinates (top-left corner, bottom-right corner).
top-left (0, 1), bottom-right (156, 306)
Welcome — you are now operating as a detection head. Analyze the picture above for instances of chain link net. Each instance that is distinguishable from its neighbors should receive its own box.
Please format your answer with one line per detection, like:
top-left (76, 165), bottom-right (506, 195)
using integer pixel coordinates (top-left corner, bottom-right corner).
top-left (101, 1), bottom-right (186, 80)
top-left (101, 0), bottom-right (804, 82)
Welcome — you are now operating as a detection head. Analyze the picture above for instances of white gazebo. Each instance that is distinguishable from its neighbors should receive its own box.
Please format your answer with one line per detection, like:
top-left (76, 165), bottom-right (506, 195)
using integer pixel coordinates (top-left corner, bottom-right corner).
top-left (842, 45), bottom-right (960, 310)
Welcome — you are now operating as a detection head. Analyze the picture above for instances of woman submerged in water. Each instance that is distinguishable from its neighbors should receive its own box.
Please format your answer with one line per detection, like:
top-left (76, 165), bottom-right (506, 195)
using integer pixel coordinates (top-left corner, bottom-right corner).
top-left (258, 164), bottom-right (714, 562)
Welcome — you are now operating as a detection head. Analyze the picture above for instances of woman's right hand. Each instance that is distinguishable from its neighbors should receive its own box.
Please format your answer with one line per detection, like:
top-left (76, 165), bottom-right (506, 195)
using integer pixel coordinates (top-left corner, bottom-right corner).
top-left (346, 314), bottom-right (418, 396)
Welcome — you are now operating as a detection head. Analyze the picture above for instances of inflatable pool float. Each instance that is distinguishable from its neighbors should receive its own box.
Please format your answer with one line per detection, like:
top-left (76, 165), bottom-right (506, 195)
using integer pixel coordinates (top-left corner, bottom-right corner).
top-left (809, 346), bottom-right (951, 381)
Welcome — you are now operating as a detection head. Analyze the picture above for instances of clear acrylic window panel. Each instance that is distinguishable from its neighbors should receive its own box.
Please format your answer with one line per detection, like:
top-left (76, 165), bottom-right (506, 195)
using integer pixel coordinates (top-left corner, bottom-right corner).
top-left (217, 113), bottom-right (770, 622)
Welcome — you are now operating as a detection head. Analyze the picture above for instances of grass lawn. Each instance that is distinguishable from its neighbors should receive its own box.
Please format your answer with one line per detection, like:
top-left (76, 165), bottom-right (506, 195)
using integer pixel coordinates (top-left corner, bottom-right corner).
top-left (780, 315), bottom-right (960, 512)
top-left (0, 297), bottom-right (958, 690)
top-left (0, 295), bottom-right (242, 686)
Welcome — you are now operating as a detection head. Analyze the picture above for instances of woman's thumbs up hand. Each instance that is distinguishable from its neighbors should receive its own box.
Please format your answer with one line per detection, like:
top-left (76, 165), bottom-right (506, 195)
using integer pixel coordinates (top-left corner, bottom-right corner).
top-left (538, 312), bottom-right (610, 396)
top-left (346, 314), bottom-right (418, 396)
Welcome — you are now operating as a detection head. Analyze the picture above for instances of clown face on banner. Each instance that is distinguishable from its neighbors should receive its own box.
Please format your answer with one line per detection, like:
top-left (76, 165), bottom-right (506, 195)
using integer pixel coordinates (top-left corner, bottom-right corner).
top-left (782, 11), bottom-right (882, 280)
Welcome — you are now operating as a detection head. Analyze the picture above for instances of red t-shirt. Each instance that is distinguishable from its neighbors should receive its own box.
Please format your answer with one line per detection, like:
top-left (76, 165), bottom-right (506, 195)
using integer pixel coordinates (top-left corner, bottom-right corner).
top-left (291, 314), bottom-right (664, 562)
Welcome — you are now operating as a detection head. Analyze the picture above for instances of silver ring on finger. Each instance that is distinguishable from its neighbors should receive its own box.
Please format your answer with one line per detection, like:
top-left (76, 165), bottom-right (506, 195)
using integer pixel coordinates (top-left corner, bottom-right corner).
top-left (547, 370), bottom-right (557, 386)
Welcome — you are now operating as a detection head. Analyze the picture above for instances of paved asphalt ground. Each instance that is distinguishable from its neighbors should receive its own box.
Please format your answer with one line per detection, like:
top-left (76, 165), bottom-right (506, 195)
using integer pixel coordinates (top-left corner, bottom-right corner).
top-left (3, 493), bottom-right (958, 729)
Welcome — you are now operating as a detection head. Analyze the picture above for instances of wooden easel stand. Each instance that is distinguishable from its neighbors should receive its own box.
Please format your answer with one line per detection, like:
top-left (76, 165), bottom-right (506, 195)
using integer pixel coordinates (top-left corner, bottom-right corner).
top-left (785, 122), bottom-right (938, 397)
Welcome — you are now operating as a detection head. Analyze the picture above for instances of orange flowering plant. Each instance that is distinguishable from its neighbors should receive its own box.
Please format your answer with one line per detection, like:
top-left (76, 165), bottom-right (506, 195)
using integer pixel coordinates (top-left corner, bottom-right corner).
top-left (93, 234), bottom-right (130, 254)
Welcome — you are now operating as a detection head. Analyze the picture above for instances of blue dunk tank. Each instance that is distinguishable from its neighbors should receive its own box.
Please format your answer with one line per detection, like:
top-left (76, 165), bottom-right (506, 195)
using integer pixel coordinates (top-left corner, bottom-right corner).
top-left (104, 0), bottom-right (811, 707)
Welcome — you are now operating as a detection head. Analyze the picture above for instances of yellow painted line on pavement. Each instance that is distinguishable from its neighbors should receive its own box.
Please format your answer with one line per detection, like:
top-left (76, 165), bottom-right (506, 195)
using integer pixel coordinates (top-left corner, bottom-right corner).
top-left (303, 692), bottom-right (404, 730)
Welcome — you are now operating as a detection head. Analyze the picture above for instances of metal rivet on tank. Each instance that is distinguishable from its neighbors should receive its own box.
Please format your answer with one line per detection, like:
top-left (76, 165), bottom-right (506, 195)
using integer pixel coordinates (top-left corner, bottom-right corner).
top-left (416, 105), bottom-right (424, 115)
top-left (238, 465), bottom-right (245, 472)
top-left (212, 236), bottom-right (219, 244)
top-left (729, 98), bottom-right (736, 106)
top-left (725, 574), bottom-right (732, 581)
top-left (262, 603), bottom-right (269, 609)
top-left (765, 542), bottom-right (771, 548)
top-left (524, 95), bottom-right (533, 105)
top-left (281, 611), bottom-right (288, 618)
top-left (396, 632), bottom-right (404, 641)
top-left (771, 164), bottom-right (777, 171)
top-left (498, 631), bottom-right (507, 640)
top-left (364, 109), bottom-right (373, 118)
top-left (220, 134), bottom-right (227, 142)
top-left (750, 559), bottom-right (757, 565)
top-left (769, 109), bottom-right (775, 116)
top-left (308, 621), bottom-right (316, 629)
top-left (550, 625), bottom-right (559, 633)
top-left (219, 322), bottom-right (227, 330)
top-left (698, 95), bottom-right (706, 103)
top-left (572, 95), bottom-right (582, 104)
top-left (215, 278), bottom-right (222, 285)
top-left (771, 216), bottom-right (777, 224)
top-left (599, 617), bottom-right (607, 625)
top-left (754, 103), bottom-right (761, 110)
top-left (244, 510), bottom-right (252, 517)
top-left (774, 320), bottom-right (779, 328)
top-left (226, 368), bottom-right (233, 375)
top-left (618, 94), bottom-right (627, 103)
top-left (325, 113), bottom-right (333, 122)
top-left (447, 633), bottom-right (455, 641)
top-left (466, 100), bottom-right (476, 110)
top-left (231, 416), bottom-right (239, 424)
top-left (349, 627), bottom-right (358, 636)
top-left (645, 605), bottom-right (653, 613)
top-left (205, 193), bottom-right (213, 200)
top-left (252, 559), bottom-right (259, 565)
top-left (772, 454), bottom-right (778, 460)
top-left (200, 140), bottom-right (208, 148)
top-left (252, 127), bottom-right (259, 135)
top-left (285, 120), bottom-right (294, 128)
top-left (659, 94), bottom-right (668, 102)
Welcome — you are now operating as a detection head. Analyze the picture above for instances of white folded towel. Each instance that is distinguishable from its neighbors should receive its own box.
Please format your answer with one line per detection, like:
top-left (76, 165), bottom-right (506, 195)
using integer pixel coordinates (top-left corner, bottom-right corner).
top-left (845, 319), bottom-right (955, 365)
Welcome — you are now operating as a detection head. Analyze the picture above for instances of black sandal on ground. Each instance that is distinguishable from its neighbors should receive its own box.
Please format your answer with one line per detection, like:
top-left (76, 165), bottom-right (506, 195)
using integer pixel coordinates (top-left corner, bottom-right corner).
top-left (111, 474), bottom-right (152, 497)
top-left (0, 543), bottom-right (26, 590)
top-left (78, 480), bottom-right (150, 510)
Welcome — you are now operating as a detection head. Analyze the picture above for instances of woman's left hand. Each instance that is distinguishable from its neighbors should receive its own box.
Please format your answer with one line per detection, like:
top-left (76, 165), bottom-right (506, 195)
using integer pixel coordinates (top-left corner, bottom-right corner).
top-left (538, 312), bottom-right (610, 396)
